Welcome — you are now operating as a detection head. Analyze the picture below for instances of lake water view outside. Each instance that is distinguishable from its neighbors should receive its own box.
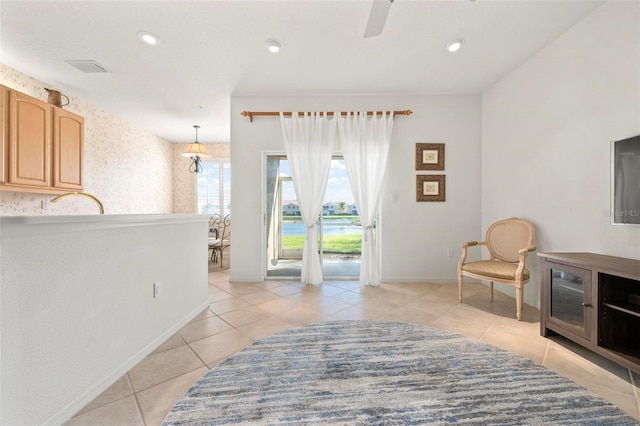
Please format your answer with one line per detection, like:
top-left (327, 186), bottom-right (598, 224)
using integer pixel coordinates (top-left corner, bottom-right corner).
top-left (282, 218), bottom-right (360, 236)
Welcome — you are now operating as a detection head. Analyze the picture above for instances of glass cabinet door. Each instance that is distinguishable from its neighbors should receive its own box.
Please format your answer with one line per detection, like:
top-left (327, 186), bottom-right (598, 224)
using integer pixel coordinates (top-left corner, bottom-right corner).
top-left (547, 263), bottom-right (592, 340)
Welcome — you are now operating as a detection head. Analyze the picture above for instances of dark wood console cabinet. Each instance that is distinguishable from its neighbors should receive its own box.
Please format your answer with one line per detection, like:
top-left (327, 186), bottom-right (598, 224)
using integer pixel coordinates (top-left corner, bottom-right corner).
top-left (540, 252), bottom-right (640, 374)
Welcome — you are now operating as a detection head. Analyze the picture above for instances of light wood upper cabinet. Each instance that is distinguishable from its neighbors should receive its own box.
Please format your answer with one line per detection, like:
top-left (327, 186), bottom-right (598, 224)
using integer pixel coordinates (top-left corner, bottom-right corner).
top-left (0, 86), bottom-right (7, 183)
top-left (9, 89), bottom-right (52, 188)
top-left (0, 85), bottom-right (83, 194)
top-left (53, 108), bottom-right (83, 190)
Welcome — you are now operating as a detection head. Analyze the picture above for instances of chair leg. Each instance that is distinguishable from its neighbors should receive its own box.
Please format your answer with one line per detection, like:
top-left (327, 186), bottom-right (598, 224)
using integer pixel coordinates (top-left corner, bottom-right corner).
top-left (515, 286), bottom-right (523, 321)
top-left (458, 273), bottom-right (463, 303)
top-left (490, 282), bottom-right (494, 302)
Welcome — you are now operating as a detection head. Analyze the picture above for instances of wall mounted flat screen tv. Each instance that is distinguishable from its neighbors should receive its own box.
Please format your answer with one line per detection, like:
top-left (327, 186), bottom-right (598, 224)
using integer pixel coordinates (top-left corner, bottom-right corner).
top-left (612, 135), bottom-right (640, 225)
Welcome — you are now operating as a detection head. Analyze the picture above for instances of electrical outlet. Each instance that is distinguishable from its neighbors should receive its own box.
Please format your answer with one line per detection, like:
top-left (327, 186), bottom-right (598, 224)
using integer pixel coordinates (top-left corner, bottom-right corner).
top-left (447, 248), bottom-right (453, 257)
top-left (153, 281), bottom-right (161, 298)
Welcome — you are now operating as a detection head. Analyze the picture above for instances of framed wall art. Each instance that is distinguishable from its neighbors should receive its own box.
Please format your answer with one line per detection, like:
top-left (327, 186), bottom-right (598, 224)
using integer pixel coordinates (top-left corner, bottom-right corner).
top-left (416, 143), bottom-right (445, 171)
top-left (416, 175), bottom-right (446, 202)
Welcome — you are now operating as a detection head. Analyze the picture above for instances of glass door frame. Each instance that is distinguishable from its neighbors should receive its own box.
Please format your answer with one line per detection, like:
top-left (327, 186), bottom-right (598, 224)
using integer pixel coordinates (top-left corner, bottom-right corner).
top-left (278, 175), bottom-right (302, 259)
top-left (262, 151), bottom-right (362, 280)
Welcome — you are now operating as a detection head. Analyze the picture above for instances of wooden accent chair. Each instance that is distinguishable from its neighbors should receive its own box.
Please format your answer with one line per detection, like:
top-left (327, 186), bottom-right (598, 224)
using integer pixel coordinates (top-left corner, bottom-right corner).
top-left (457, 217), bottom-right (536, 320)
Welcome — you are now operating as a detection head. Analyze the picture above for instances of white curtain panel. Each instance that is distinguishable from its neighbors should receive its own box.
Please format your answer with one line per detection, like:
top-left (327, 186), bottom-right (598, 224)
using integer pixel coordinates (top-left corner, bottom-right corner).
top-left (338, 111), bottom-right (394, 286)
top-left (280, 112), bottom-right (337, 285)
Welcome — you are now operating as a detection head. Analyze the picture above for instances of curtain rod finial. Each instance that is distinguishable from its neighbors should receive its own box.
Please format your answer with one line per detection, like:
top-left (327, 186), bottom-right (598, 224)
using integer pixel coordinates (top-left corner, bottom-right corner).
top-left (240, 111), bottom-right (254, 122)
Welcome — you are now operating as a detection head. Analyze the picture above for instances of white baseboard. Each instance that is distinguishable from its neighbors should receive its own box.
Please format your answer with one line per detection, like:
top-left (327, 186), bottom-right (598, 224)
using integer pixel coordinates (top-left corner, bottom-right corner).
top-left (46, 301), bottom-right (209, 425)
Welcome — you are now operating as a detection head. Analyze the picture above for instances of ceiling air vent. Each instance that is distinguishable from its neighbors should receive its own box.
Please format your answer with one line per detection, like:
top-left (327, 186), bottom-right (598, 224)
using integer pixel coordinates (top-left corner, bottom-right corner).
top-left (65, 60), bottom-right (110, 73)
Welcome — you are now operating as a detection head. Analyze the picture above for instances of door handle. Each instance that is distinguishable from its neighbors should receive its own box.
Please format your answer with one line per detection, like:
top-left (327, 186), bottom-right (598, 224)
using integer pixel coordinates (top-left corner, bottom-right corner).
top-left (581, 303), bottom-right (592, 307)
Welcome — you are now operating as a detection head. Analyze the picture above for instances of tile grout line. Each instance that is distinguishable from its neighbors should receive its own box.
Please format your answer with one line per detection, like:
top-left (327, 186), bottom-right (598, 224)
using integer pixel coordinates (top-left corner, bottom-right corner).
top-left (131, 362), bottom-right (212, 425)
top-left (629, 369), bottom-right (639, 408)
top-left (130, 385), bottom-right (147, 426)
top-left (185, 340), bottom-right (215, 372)
top-left (541, 340), bottom-right (551, 367)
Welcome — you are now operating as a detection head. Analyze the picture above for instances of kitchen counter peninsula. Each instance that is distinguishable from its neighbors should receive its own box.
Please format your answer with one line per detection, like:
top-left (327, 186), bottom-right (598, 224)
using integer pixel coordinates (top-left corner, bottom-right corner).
top-left (0, 214), bottom-right (210, 425)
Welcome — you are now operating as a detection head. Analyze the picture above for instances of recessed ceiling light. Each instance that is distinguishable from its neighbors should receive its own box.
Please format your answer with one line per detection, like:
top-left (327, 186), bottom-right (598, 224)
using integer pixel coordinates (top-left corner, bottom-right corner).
top-left (137, 31), bottom-right (161, 46)
top-left (445, 39), bottom-right (464, 53)
top-left (264, 38), bottom-right (283, 53)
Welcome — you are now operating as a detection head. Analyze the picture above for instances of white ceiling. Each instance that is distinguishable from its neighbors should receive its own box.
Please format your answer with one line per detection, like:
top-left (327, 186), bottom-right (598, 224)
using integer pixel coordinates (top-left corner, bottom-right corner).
top-left (1, 0), bottom-right (604, 143)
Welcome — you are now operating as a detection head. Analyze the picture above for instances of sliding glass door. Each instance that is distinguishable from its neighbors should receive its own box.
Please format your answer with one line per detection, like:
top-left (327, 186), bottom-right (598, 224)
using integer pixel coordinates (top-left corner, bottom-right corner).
top-left (265, 155), bottom-right (360, 279)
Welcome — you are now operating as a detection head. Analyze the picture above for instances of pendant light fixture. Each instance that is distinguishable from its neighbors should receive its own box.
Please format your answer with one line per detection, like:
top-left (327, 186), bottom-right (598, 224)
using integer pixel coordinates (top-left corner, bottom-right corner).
top-left (182, 125), bottom-right (210, 173)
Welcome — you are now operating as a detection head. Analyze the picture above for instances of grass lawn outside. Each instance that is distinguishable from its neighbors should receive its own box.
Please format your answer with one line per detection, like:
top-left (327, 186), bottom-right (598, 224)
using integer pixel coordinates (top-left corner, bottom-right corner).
top-left (282, 234), bottom-right (362, 254)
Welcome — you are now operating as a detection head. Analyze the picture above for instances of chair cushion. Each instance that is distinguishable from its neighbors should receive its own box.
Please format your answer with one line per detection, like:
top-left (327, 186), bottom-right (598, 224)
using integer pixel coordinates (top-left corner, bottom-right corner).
top-left (461, 260), bottom-right (530, 281)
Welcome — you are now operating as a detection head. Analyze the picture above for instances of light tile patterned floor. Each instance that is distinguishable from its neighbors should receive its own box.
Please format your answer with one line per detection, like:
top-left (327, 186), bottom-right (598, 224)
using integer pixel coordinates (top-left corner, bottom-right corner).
top-left (66, 270), bottom-right (640, 425)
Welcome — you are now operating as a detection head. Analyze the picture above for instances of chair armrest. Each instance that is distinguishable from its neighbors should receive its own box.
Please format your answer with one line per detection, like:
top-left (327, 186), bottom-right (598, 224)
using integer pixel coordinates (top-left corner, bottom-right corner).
top-left (514, 245), bottom-right (536, 279)
top-left (517, 245), bottom-right (536, 256)
top-left (462, 241), bottom-right (487, 248)
top-left (458, 241), bottom-right (487, 271)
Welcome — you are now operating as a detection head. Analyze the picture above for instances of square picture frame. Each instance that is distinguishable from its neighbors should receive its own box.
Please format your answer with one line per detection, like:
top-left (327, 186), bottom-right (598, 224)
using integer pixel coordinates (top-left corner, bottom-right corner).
top-left (416, 175), bottom-right (446, 202)
top-left (416, 143), bottom-right (445, 171)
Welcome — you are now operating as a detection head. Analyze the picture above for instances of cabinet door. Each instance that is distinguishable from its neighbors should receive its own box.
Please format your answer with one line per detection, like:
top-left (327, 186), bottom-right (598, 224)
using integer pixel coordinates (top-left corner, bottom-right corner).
top-left (53, 108), bottom-right (83, 190)
top-left (544, 261), bottom-right (593, 341)
top-left (0, 86), bottom-right (7, 183)
top-left (9, 90), bottom-right (51, 187)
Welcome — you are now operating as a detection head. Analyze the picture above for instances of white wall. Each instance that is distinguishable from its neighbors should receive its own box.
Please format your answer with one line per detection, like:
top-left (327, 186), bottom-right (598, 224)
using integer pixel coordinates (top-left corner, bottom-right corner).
top-left (0, 215), bottom-right (209, 425)
top-left (481, 1), bottom-right (640, 308)
top-left (230, 95), bottom-right (481, 283)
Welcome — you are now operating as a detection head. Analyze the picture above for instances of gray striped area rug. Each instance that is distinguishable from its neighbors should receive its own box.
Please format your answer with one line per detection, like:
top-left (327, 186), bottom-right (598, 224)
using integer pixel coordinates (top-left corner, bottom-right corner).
top-left (163, 320), bottom-right (638, 425)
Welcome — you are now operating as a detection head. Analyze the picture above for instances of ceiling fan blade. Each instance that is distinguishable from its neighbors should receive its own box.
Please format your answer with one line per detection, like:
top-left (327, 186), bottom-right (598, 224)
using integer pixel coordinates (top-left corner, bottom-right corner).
top-left (363, 0), bottom-right (393, 38)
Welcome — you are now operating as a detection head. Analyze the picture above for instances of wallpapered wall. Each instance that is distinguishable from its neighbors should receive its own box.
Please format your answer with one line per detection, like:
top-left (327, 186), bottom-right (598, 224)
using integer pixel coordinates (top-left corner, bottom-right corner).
top-left (0, 64), bottom-right (175, 215)
top-left (1, 64), bottom-right (231, 215)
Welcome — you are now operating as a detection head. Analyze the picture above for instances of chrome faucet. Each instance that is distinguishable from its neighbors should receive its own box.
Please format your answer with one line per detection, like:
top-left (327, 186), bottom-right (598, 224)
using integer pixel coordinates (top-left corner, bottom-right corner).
top-left (51, 192), bottom-right (105, 214)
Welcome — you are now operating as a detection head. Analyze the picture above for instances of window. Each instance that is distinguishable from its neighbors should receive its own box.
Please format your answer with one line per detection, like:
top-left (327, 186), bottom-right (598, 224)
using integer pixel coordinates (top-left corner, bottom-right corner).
top-left (197, 158), bottom-right (231, 215)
